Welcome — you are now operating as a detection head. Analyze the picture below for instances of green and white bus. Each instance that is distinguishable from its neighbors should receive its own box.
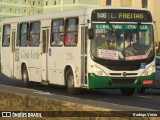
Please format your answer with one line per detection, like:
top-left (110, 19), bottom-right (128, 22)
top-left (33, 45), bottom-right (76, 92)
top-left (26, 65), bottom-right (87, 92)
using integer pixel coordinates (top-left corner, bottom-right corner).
top-left (1, 7), bottom-right (155, 96)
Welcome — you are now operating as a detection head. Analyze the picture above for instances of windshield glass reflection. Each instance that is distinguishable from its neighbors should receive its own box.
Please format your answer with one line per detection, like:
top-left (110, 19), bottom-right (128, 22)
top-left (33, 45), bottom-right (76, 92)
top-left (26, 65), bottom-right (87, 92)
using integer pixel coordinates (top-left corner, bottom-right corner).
top-left (91, 24), bottom-right (154, 61)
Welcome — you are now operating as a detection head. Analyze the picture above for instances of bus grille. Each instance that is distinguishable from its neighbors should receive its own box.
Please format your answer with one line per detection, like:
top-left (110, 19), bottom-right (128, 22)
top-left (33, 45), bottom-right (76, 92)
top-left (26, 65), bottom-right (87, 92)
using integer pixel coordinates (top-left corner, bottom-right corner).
top-left (112, 79), bottom-right (135, 85)
top-left (105, 63), bottom-right (140, 71)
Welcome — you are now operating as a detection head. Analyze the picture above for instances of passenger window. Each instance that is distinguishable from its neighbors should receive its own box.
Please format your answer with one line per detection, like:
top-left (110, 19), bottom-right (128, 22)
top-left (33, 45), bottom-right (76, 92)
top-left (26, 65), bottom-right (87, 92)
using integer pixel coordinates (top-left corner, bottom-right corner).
top-left (65, 17), bottom-right (79, 46)
top-left (2, 24), bottom-right (10, 47)
top-left (51, 19), bottom-right (64, 46)
top-left (29, 22), bottom-right (40, 46)
top-left (19, 23), bottom-right (29, 47)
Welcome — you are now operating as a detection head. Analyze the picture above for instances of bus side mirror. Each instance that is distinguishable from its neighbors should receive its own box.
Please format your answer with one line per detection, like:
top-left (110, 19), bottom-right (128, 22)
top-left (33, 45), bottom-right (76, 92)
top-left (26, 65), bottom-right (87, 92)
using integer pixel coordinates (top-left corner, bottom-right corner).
top-left (88, 29), bottom-right (94, 40)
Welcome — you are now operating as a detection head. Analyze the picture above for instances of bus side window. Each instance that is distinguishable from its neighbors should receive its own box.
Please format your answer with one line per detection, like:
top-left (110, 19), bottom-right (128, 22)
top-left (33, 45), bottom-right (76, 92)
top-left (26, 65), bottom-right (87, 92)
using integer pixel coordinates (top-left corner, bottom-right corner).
top-left (51, 19), bottom-right (64, 46)
top-left (19, 23), bottom-right (29, 47)
top-left (65, 17), bottom-right (79, 46)
top-left (2, 24), bottom-right (11, 47)
top-left (29, 21), bottom-right (40, 47)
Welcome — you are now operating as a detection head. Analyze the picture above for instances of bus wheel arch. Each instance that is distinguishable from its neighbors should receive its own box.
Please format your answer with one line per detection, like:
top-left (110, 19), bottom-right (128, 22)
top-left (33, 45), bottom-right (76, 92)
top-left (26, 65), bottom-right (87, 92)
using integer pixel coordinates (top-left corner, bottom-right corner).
top-left (64, 66), bottom-right (81, 95)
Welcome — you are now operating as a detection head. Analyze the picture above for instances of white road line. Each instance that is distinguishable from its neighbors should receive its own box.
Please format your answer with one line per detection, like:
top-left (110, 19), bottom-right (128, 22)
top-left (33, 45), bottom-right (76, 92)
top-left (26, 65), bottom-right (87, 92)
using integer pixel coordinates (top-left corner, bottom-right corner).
top-left (33, 91), bottom-right (52, 95)
top-left (0, 84), bottom-right (53, 95)
top-left (133, 95), bottom-right (151, 99)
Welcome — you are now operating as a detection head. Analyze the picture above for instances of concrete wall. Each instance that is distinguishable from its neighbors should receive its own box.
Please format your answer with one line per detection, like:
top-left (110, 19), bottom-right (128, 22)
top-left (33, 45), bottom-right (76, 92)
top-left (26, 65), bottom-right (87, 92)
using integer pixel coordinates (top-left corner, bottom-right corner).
top-left (0, 90), bottom-right (109, 111)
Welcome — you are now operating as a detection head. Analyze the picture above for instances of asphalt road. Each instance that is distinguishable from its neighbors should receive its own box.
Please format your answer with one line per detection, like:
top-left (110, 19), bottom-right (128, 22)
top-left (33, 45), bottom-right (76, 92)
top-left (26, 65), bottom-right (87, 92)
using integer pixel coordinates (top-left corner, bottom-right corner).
top-left (0, 73), bottom-right (160, 111)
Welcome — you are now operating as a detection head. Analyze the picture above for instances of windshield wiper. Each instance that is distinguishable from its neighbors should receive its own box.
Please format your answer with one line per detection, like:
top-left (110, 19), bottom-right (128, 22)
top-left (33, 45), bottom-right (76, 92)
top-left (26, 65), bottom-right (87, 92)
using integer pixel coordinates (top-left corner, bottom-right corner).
top-left (125, 22), bottom-right (141, 42)
top-left (136, 22), bottom-right (141, 30)
top-left (106, 21), bottom-right (115, 31)
top-left (106, 21), bottom-right (117, 37)
top-left (135, 22), bottom-right (141, 43)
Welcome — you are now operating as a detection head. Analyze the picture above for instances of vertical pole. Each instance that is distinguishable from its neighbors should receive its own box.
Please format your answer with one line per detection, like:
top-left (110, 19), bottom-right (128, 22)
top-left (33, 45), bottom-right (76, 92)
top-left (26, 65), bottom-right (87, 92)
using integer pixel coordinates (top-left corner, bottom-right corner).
top-left (61, 0), bottom-right (63, 11)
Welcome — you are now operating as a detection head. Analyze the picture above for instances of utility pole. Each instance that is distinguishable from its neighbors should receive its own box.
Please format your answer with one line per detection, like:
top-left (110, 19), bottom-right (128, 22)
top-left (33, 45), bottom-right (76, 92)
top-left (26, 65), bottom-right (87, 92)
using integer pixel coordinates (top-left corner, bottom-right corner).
top-left (61, 0), bottom-right (63, 11)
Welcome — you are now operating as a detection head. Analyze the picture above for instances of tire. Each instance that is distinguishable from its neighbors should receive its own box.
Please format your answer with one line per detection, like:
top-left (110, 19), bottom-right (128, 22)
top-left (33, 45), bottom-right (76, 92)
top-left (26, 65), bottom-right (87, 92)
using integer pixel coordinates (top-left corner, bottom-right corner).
top-left (66, 69), bottom-right (81, 95)
top-left (120, 88), bottom-right (135, 96)
top-left (137, 88), bottom-right (146, 94)
top-left (22, 66), bottom-right (32, 87)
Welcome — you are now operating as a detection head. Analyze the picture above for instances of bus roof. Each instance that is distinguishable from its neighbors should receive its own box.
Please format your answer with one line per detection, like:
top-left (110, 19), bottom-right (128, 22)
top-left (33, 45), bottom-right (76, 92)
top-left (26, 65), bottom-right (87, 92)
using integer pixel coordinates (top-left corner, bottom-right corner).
top-left (2, 6), bottom-right (151, 24)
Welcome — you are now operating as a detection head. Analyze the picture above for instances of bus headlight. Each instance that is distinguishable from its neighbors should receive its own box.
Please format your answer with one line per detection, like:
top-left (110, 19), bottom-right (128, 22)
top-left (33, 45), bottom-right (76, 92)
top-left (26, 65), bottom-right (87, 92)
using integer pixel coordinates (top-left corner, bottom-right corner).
top-left (141, 65), bottom-right (155, 76)
top-left (93, 65), bottom-right (107, 76)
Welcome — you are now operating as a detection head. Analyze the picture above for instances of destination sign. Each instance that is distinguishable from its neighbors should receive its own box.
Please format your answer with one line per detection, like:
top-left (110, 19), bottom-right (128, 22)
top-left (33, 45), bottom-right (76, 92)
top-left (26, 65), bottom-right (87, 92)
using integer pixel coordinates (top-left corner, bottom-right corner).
top-left (94, 24), bottom-right (151, 30)
top-left (91, 9), bottom-right (152, 22)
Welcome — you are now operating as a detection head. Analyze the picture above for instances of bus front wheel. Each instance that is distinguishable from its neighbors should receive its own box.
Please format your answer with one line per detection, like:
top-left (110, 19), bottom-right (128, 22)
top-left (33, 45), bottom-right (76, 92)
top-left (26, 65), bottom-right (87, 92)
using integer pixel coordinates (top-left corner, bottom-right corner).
top-left (120, 88), bottom-right (135, 96)
top-left (66, 69), bottom-right (81, 95)
top-left (22, 66), bottom-right (32, 87)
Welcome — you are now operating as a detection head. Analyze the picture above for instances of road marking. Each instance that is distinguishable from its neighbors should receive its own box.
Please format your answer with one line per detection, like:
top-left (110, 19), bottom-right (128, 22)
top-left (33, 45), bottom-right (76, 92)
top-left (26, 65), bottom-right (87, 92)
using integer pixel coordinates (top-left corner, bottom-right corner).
top-left (133, 95), bottom-right (151, 99)
top-left (33, 91), bottom-right (52, 95)
top-left (0, 84), bottom-right (53, 95)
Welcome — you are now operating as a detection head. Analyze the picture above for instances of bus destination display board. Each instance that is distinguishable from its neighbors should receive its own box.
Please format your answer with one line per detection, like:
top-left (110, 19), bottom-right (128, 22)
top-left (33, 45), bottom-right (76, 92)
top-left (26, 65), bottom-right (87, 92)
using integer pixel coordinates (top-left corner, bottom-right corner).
top-left (91, 9), bottom-right (152, 22)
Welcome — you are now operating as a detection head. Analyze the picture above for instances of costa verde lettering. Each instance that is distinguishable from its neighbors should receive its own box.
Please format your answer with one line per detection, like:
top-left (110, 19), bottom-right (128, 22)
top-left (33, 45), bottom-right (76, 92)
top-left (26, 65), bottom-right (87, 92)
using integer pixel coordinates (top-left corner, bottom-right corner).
top-left (21, 50), bottom-right (40, 59)
top-left (21, 51), bottom-right (30, 59)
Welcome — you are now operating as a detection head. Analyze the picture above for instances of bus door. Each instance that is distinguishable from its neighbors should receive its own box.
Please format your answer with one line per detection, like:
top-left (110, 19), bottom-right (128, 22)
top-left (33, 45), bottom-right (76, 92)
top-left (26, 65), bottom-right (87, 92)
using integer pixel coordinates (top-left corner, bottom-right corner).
top-left (1, 25), bottom-right (12, 77)
top-left (11, 29), bottom-right (16, 77)
top-left (81, 25), bottom-right (88, 87)
top-left (41, 28), bottom-right (49, 82)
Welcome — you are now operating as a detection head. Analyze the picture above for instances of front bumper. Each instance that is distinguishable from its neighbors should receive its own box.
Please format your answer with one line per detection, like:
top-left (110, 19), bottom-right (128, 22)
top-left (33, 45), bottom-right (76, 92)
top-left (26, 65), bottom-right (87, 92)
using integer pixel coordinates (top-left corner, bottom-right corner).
top-left (88, 73), bottom-right (155, 88)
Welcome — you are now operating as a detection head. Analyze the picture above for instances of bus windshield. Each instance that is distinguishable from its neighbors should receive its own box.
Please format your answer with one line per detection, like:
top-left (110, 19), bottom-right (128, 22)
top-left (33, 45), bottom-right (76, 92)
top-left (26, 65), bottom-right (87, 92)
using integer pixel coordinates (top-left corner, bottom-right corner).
top-left (91, 24), bottom-right (154, 61)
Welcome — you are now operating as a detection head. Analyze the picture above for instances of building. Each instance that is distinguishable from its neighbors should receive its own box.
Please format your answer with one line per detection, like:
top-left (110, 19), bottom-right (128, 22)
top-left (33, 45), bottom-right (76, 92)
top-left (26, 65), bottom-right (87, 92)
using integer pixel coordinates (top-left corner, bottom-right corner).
top-left (42, 0), bottom-right (100, 13)
top-left (0, 0), bottom-right (43, 40)
top-left (100, 0), bottom-right (160, 43)
top-left (0, 0), bottom-right (160, 43)
top-left (0, 0), bottom-right (101, 40)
